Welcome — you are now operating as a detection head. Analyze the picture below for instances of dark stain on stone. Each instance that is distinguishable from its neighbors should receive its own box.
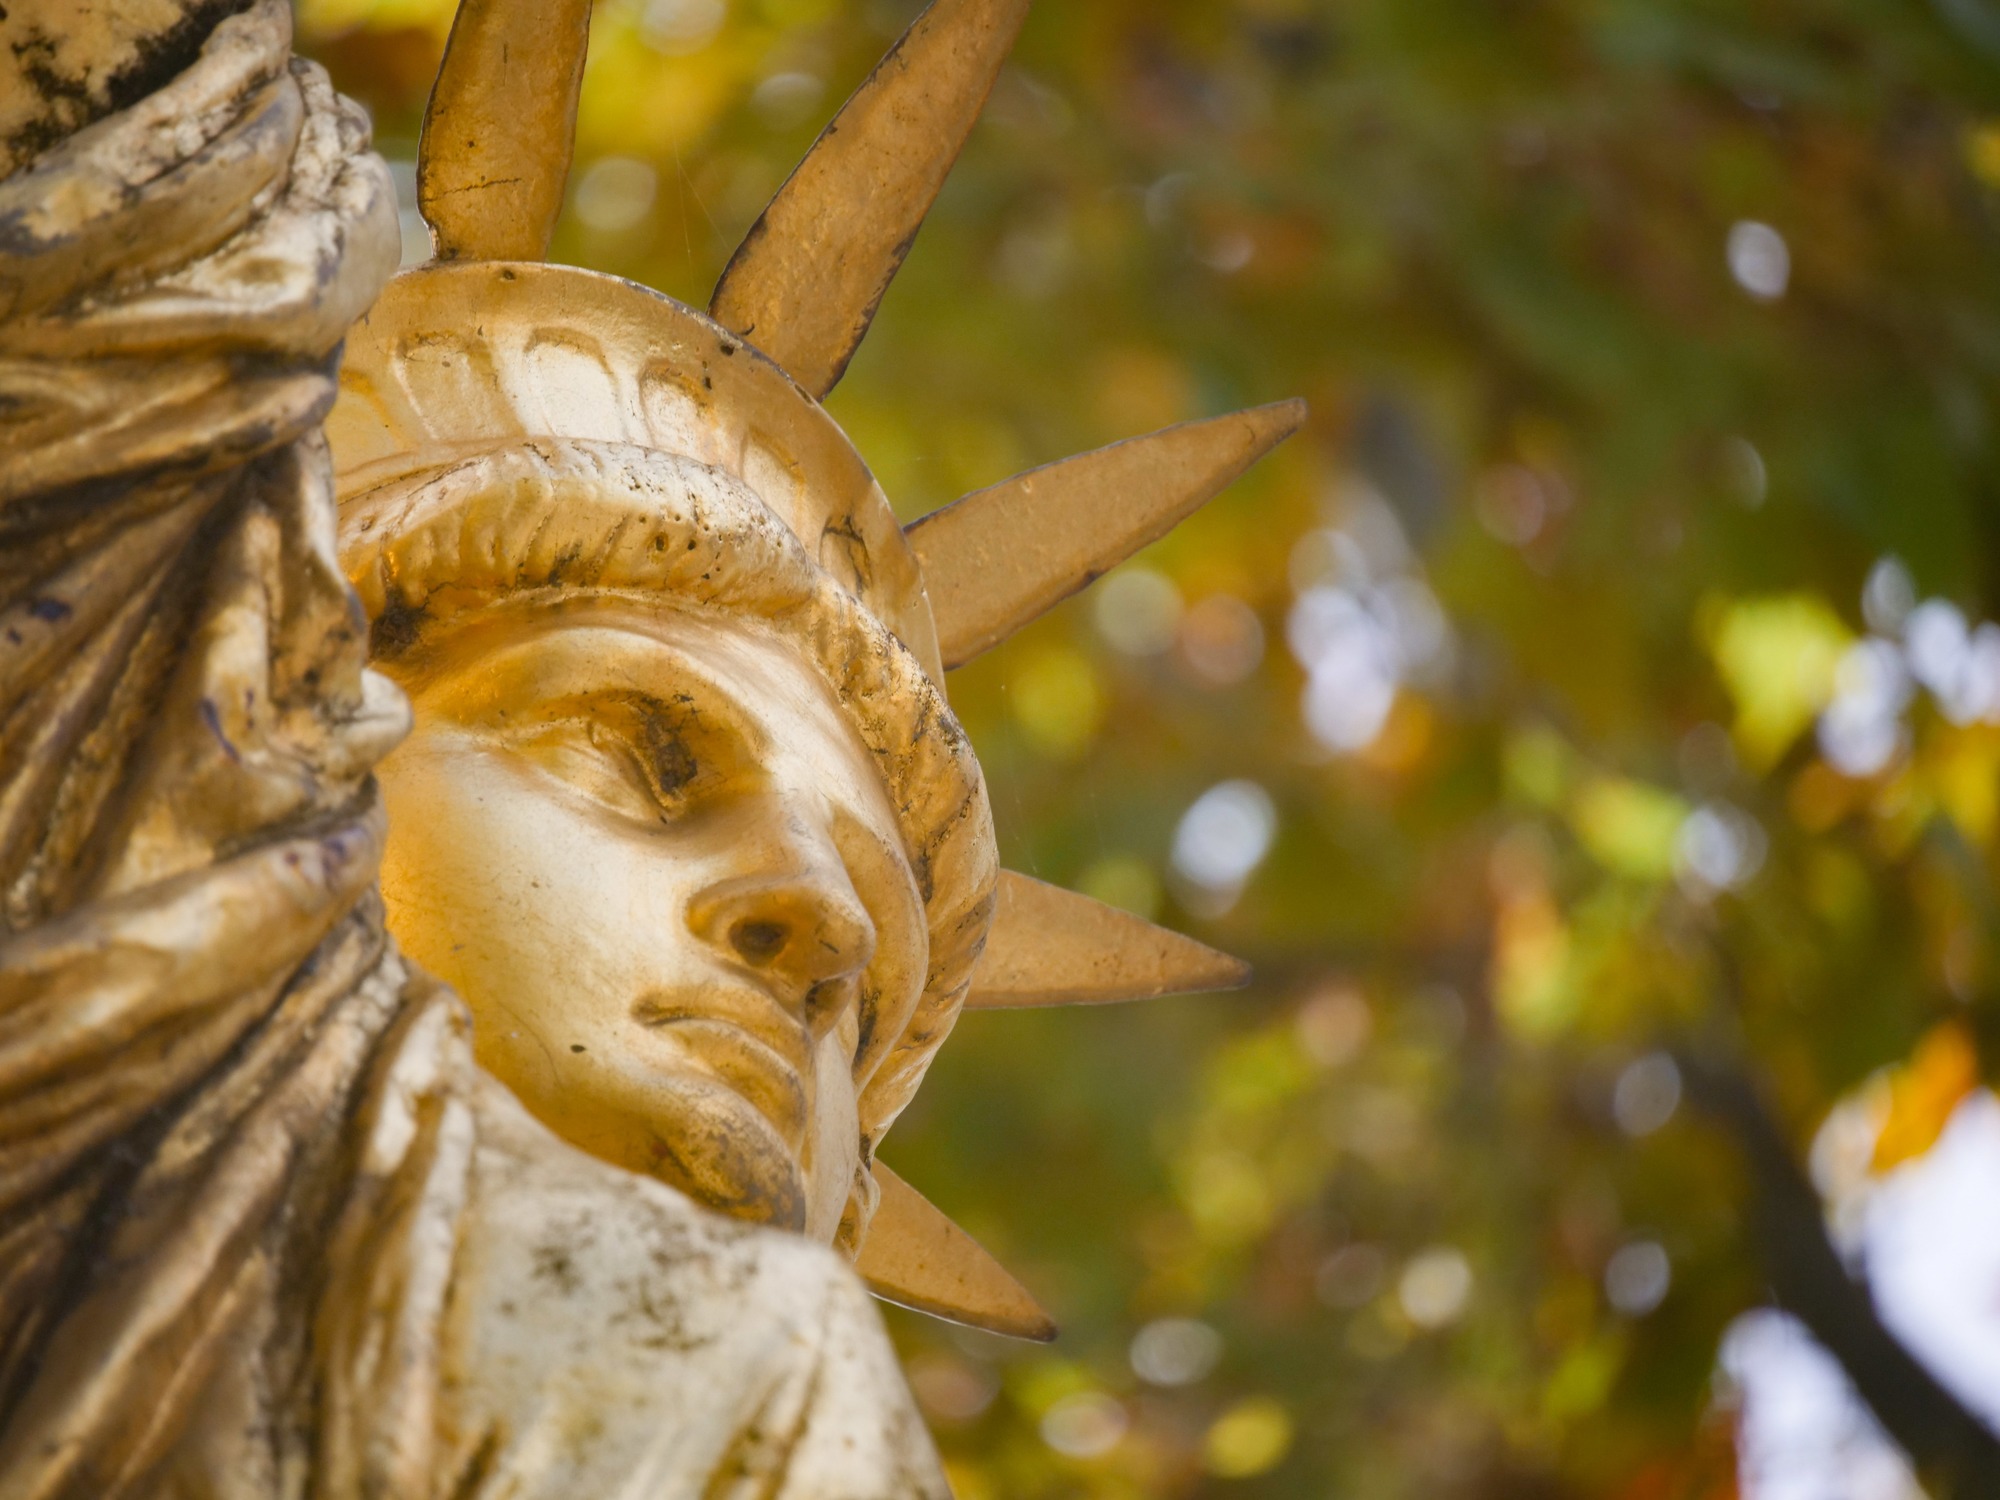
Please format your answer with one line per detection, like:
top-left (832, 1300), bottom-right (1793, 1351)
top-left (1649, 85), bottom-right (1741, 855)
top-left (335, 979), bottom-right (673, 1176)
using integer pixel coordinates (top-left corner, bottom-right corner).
top-left (531, 1240), bottom-right (581, 1297)
top-left (8, 0), bottom-right (250, 166)
top-left (103, 1), bottom-right (252, 117)
top-left (544, 541), bottom-right (583, 585)
top-left (198, 698), bottom-right (240, 764)
top-left (369, 584), bottom-right (428, 657)
top-left (445, 1428), bottom-right (504, 1500)
top-left (4, 33), bottom-right (87, 168)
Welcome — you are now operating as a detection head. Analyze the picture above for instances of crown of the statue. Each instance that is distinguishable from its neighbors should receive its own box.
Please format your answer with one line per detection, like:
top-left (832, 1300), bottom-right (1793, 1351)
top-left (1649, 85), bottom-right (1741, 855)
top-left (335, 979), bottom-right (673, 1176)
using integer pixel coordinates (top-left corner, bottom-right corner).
top-left (326, 0), bottom-right (1304, 1346)
top-left (328, 262), bottom-right (946, 683)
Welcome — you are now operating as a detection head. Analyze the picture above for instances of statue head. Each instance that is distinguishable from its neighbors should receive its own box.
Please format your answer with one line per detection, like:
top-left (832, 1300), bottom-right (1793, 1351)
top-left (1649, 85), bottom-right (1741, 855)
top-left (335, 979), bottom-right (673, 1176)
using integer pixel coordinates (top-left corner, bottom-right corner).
top-left (332, 267), bottom-right (993, 1247)
top-left (328, 0), bottom-right (1296, 1337)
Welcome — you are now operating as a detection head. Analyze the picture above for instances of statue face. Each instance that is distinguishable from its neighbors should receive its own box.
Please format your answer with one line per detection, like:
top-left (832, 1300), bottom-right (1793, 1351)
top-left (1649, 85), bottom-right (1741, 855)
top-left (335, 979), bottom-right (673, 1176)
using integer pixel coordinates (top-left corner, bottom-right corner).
top-left (373, 598), bottom-right (928, 1239)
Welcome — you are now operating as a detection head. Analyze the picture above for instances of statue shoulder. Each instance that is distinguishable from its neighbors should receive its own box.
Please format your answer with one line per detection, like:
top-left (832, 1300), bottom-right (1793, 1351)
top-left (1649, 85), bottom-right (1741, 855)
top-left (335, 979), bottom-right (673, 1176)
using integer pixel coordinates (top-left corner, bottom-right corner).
top-left (459, 1068), bottom-right (861, 1342)
top-left (441, 1072), bottom-right (948, 1500)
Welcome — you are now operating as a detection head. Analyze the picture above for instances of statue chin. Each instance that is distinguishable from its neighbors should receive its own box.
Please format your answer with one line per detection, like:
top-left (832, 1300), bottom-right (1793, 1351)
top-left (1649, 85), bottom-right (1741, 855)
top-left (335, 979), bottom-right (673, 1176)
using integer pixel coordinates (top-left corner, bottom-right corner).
top-left (512, 1055), bottom-right (811, 1230)
top-left (371, 602), bottom-right (919, 1246)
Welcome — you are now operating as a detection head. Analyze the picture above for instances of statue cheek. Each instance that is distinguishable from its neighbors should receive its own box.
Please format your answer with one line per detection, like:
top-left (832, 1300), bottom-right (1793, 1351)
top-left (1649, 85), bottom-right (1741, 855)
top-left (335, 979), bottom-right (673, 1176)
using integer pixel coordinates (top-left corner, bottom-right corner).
top-left (378, 746), bottom-right (535, 970)
top-left (385, 736), bottom-right (664, 959)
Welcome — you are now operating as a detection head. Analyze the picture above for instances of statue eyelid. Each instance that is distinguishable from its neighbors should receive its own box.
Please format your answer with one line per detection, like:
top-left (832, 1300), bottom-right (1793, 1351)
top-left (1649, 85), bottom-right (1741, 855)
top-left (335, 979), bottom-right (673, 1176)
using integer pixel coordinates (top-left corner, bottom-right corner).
top-left (481, 708), bottom-right (707, 826)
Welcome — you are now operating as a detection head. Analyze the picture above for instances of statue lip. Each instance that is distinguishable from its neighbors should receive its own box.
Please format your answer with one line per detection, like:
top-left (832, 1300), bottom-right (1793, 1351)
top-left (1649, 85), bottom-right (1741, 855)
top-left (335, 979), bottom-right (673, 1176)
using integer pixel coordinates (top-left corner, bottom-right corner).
top-left (631, 989), bottom-right (815, 1143)
top-left (631, 989), bottom-right (813, 1072)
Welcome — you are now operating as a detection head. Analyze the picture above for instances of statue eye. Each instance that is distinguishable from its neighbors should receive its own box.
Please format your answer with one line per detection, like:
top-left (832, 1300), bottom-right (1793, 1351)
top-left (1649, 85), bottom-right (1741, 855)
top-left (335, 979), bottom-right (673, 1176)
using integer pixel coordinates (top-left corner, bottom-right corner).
top-left (632, 709), bottom-right (700, 804)
top-left (492, 720), bottom-right (696, 828)
top-left (499, 699), bottom-right (712, 827)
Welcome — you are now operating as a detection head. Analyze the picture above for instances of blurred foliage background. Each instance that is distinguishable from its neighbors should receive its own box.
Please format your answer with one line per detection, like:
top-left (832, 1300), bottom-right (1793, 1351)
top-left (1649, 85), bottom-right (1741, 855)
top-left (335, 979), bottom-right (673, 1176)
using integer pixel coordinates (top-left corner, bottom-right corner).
top-left (300, 0), bottom-right (2000, 1494)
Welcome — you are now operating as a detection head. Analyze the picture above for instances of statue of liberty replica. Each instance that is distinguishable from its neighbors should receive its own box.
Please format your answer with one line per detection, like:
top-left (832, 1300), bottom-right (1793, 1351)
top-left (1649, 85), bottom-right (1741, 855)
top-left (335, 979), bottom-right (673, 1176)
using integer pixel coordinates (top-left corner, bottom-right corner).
top-left (0, 1), bottom-right (1298, 1493)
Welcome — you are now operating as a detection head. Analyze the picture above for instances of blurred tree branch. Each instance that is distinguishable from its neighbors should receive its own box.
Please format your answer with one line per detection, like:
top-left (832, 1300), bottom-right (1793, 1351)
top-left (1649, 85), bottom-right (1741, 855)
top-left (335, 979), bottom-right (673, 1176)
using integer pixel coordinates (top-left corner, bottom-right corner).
top-left (1681, 1052), bottom-right (2000, 1497)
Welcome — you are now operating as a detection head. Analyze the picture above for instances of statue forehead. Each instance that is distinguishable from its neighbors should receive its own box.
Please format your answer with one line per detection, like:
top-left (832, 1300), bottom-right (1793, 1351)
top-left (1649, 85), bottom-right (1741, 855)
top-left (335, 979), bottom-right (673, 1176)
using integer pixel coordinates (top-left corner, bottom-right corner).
top-left (394, 589), bottom-right (817, 674)
top-left (326, 261), bottom-right (945, 684)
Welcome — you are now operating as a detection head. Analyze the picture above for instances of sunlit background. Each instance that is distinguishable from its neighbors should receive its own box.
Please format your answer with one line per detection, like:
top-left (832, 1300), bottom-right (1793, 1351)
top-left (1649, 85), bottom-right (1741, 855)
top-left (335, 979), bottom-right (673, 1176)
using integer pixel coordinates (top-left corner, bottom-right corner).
top-left (301, 1), bottom-right (2000, 1494)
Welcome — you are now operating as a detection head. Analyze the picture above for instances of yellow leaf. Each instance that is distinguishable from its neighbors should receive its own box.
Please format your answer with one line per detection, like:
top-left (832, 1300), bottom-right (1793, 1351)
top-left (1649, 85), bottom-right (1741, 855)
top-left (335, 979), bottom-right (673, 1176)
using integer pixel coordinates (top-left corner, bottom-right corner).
top-left (1872, 1021), bottom-right (1980, 1173)
top-left (297, 0), bottom-right (456, 37)
top-left (1011, 645), bottom-right (1104, 760)
top-left (1204, 1397), bottom-right (1293, 1478)
top-left (1927, 728), bottom-right (2000, 846)
top-left (1571, 777), bottom-right (1688, 882)
top-left (1494, 889), bottom-right (1576, 1039)
top-left (1702, 593), bottom-right (1852, 770)
top-left (1968, 122), bottom-right (2000, 189)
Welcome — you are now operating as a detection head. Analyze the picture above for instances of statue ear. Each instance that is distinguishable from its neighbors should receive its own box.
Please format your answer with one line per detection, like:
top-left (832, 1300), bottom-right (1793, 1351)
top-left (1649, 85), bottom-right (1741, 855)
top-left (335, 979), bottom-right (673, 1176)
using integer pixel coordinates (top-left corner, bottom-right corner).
top-left (856, 1162), bottom-right (1057, 1343)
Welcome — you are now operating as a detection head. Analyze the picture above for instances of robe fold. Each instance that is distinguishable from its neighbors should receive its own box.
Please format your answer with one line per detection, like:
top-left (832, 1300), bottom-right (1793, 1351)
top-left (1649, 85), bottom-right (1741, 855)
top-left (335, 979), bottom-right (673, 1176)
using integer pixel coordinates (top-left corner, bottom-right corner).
top-left (0, 6), bottom-right (948, 1495)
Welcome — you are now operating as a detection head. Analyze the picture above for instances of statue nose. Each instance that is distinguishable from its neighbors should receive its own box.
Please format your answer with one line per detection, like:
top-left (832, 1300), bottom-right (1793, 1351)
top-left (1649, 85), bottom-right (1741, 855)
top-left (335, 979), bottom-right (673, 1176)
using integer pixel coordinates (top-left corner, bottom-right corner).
top-left (691, 869), bottom-right (877, 1022)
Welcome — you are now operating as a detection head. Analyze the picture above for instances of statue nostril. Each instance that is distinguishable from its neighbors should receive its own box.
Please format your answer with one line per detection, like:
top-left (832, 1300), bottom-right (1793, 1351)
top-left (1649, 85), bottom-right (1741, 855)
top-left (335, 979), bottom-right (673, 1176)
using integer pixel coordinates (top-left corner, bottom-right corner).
top-left (730, 919), bottom-right (789, 966)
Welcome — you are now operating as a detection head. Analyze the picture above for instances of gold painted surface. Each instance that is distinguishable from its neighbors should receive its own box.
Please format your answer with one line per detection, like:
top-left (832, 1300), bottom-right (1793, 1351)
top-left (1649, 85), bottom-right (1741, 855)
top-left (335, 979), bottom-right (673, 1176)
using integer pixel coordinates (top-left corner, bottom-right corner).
top-left (967, 870), bottom-right (1252, 1010)
top-left (0, 1), bottom-right (302, 325)
top-left (909, 399), bottom-right (1310, 668)
top-left (0, 3), bottom-right (955, 1493)
top-left (0, 0), bottom-right (209, 180)
top-left (418, 0), bottom-right (592, 261)
top-left (859, 1163), bottom-right (1058, 1342)
top-left (708, 0), bottom-right (1033, 398)
top-left (329, 260), bottom-right (948, 682)
top-left (366, 576), bottom-right (936, 1241)
top-left (329, 276), bottom-right (1001, 1182)
top-left (0, 0), bottom-right (1299, 1489)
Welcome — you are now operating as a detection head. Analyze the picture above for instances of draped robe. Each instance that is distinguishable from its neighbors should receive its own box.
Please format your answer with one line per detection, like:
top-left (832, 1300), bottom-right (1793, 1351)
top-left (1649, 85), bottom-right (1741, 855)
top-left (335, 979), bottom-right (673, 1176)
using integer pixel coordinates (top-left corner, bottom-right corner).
top-left (0, 5), bottom-right (948, 1495)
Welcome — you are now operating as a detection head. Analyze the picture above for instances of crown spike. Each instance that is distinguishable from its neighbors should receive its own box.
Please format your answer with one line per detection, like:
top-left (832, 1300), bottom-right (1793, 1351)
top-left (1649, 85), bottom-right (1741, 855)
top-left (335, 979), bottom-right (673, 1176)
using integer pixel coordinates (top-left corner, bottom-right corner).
top-left (856, 1163), bottom-right (1057, 1342)
top-left (965, 871), bottom-right (1249, 1011)
top-left (708, 0), bottom-right (1033, 399)
top-left (907, 400), bottom-right (1307, 669)
top-left (419, 0), bottom-right (593, 262)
